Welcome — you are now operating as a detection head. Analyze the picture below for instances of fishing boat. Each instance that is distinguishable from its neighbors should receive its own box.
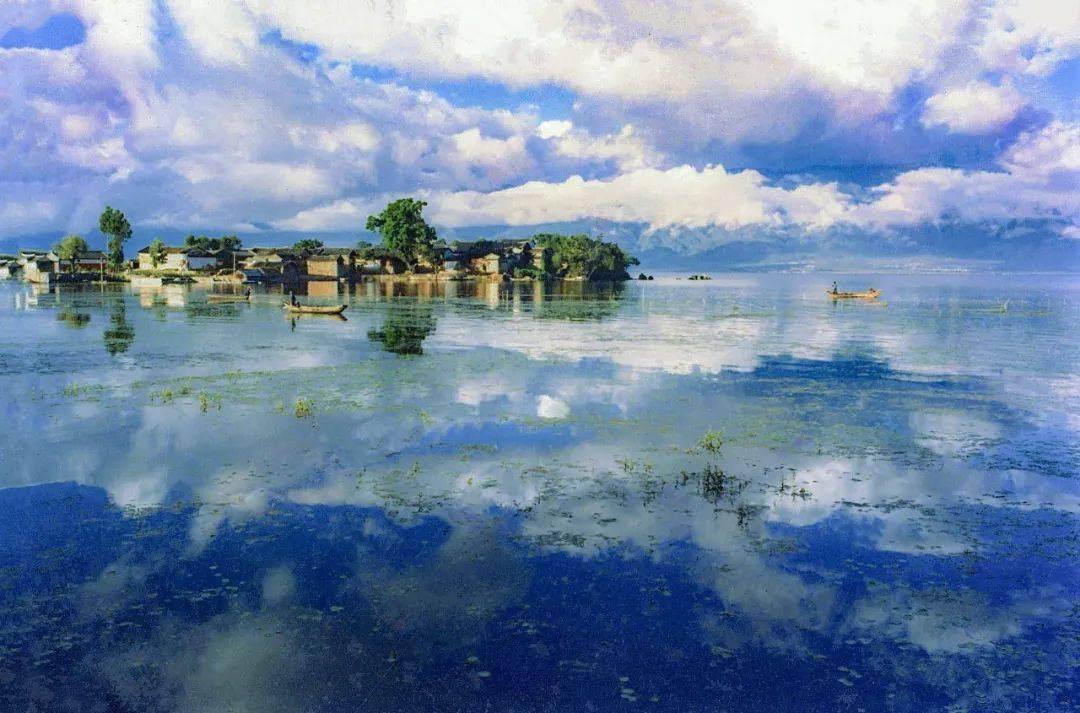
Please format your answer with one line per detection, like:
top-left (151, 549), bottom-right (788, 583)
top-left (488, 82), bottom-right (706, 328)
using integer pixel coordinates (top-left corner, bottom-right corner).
top-left (207, 293), bottom-right (251, 302)
top-left (827, 288), bottom-right (881, 300)
top-left (282, 303), bottom-right (347, 315)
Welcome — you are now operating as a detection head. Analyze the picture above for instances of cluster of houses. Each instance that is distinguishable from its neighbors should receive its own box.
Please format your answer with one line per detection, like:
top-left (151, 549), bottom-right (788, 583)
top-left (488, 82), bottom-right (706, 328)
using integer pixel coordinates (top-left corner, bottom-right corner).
top-left (131, 239), bottom-right (550, 283)
top-left (0, 249), bottom-right (108, 283)
top-left (0, 239), bottom-right (553, 285)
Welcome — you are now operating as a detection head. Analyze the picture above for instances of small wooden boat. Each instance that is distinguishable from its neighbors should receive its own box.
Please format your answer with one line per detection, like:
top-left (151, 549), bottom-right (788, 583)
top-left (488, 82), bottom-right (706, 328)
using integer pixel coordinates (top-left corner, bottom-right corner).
top-left (207, 293), bottom-right (251, 302)
top-left (827, 288), bottom-right (881, 300)
top-left (282, 303), bottom-right (347, 315)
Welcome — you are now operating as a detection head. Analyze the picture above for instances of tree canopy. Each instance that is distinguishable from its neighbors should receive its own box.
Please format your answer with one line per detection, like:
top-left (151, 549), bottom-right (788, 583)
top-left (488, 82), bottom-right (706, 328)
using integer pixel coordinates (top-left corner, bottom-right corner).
top-left (533, 233), bottom-right (639, 280)
top-left (185, 234), bottom-right (242, 251)
top-left (148, 238), bottom-right (167, 268)
top-left (54, 234), bottom-right (89, 267)
top-left (99, 206), bottom-right (132, 268)
top-left (365, 198), bottom-right (438, 271)
top-left (293, 238), bottom-right (325, 252)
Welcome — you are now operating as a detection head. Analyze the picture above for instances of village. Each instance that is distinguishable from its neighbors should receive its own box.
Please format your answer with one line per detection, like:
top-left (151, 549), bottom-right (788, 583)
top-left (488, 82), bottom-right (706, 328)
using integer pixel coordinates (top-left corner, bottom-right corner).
top-left (0, 200), bottom-right (640, 290)
top-left (0, 238), bottom-right (565, 287)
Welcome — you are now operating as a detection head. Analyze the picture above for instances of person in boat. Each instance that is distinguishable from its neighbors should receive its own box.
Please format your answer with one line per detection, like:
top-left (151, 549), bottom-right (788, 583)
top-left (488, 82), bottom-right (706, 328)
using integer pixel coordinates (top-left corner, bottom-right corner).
top-left (831, 281), bottom-right (838, 294)
top-left (290, 291), bottom-right (298, 306)
top-left (244, 287), bottom-right (252, 299)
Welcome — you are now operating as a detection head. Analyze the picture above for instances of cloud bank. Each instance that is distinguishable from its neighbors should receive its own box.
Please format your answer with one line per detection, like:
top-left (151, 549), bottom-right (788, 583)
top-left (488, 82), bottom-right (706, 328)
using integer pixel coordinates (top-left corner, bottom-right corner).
top-left (0, 0), bottom-right (1077, 255)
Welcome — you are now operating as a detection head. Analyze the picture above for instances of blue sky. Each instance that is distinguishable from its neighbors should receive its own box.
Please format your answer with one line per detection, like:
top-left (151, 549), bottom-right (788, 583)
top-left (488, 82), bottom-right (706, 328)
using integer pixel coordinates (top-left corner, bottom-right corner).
top-left (0, 1), bottom-right (1077, 264)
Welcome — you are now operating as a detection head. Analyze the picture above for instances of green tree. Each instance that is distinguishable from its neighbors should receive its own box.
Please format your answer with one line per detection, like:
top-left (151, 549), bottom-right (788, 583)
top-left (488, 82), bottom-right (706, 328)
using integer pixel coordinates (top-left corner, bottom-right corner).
top-left (99, 206), bottom-right (132, 268)
top-left (365, 198), bottom-right (438, 272)
top-left (219, 235), bottom-right (242, 251)
top-left (54, 234), bottom-right (89, 272)
top-left (293, 238), bottom-right (324, 252)
top-left (185, 234), bottom-right (218, 251)
top-left (534, 233), bottom-right (638, 280)
top-left (148, 238), bottom-right (167, 268)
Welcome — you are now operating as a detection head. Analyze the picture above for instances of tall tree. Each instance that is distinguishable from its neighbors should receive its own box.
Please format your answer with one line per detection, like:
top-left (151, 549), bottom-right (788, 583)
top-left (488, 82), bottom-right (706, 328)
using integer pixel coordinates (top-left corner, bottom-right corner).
top-left (148, 238), bottom-right (167, 268)
top-left (54, 234), bottom-right (89, 272)
top-left (293, 238), bottom-right (324, 252)
top-left (365, 198), bottom-right (438, 272)
top-left (99, 206), bottom-right (132, 268)
top-left (219, 235), bottom-right (242, 251)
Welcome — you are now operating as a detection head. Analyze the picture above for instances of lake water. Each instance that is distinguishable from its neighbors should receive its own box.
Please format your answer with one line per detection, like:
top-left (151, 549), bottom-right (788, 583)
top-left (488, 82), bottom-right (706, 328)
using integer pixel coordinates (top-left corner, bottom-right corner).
top-left (0, 273), bottom-right (1077, 712)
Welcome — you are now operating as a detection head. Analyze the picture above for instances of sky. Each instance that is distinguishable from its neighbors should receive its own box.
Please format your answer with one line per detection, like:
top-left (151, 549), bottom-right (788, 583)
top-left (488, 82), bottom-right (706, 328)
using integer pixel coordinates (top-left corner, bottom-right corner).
top-left (0, 0), bottom-right (1078, 266)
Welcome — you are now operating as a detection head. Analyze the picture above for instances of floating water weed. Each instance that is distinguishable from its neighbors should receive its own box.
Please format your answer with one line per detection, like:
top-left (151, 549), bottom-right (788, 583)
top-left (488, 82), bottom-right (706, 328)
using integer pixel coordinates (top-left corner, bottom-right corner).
top-left (697, 430), bottom-right (724, 454)
top-left (198, 392), bottom-right (220, 412)
top-left (294, 398), bottom-right (313, 418)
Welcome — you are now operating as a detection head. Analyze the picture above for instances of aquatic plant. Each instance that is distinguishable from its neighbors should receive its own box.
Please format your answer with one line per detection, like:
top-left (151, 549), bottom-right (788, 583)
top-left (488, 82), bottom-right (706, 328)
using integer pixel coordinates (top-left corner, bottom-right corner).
top-left (198, 392), bottom-right (220, 412)
top-left (294, 397), bottom-right (313, 418)
top-left (697, 430), bottom-right (724, 454)
top-left (700, 464), bottom-right (727, 503)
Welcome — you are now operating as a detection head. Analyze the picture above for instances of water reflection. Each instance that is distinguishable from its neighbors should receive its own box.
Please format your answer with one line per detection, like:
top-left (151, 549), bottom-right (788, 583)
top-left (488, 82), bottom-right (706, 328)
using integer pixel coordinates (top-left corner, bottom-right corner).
top-left (367, 304), bottom-right (438, 355)
top-left (103, 299), bottom-right (134, 355)
top-left (57, 307), bottom-right (91, 328)
top-left (0, 275), bottom-right (1077, 711)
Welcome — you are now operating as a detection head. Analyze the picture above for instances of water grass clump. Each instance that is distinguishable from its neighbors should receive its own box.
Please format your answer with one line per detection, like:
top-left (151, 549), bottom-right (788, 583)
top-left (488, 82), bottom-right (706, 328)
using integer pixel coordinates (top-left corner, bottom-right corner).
top-left (198, 392), bottom-right (220, 413)
top-left (697, 430), bottom-right (724, 454)
top-left (294, 398), bottom-right (313, 418)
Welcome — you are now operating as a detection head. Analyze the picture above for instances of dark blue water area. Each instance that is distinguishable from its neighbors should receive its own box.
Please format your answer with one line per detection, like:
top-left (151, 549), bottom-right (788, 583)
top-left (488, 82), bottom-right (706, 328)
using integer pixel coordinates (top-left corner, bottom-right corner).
top-left (2, 481), bottom-right (1076, 712)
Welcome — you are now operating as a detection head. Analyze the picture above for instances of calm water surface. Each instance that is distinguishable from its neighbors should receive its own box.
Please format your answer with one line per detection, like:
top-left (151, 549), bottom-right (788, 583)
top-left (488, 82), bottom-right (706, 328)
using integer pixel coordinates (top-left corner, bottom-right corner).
top-left (0, 274), bottom-right (1077, 712)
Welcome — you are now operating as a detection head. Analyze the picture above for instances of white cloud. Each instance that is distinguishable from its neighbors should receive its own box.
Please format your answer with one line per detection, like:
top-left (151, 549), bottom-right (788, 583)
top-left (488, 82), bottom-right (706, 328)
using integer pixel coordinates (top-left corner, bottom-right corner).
top-left (974, 0), bottom-right (1080, 76)
top-left (166, 156), bottom-right (336, 203)
top-left (447, 127), bottom-right (532, 184)
top-left (854, 122), bottom-right (1080, 228)
top-left (274, 197), bottom-right (373, 231)
top-left (1, 0), bottom-right (1078, 245)
top-left (542, 122), bottom-right (662, 171)
top-left (165, 0), bottom-right (260, 66)
top-left (921, 81), bottom-right (1025, 134)
top-left (280, 122), bottom-right (1078, 236)
top-left (290, 121), bottom-right (380, 154)
top-left (426, 165), bottom-right (850, 231)
top-left (0, 196), bottom-right (58, 233)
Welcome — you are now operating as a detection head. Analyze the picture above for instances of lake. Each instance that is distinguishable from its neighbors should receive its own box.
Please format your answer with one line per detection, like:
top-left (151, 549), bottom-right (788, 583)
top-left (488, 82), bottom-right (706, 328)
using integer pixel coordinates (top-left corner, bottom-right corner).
top-left (0, 273), bottom-right (1077, 711)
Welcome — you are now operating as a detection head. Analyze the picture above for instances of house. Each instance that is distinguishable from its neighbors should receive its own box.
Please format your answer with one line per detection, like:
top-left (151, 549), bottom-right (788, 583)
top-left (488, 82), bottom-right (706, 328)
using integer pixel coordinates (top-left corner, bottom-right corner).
top-left (235, 268), bottom-right (271, 284)
top-left (214, 248), bottom-right (252, 272)
top-left (475, 252), bottom-right (505, 275)
top-left (305, 255), bottom-right (347, 279)
top-left (52, 250), bottom-right (107, 272)
top-left (450, 239), bottom-right (550, 277)
top-left (176, 248), bottom-right (218, 271)
top-left (0, 255), bottom-right (20, 279)
top-left (137, 246), bottom-right (219, 271)
top-left (241, 249), bottom-right (304, 282)
top-left (357, 247), bottom-right (407, 275)
top-left (304, 248), bottom-right (357, 280)
top-left (22, 257), bottom-right (55, 283)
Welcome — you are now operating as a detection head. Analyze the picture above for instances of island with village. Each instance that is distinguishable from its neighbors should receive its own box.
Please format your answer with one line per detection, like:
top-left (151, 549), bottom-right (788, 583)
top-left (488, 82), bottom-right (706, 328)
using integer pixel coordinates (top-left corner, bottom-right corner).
top-left (0, 199), bottom-right (645, 289)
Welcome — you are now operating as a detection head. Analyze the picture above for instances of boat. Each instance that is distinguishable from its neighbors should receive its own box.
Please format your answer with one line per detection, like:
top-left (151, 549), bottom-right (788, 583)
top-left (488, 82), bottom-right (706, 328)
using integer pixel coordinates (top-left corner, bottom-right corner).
top-left (207, 293), bottom-right (251, 302)
top-left (827, 288), bottom-right (881, 300)
top-left (282, 303), bottom-right (347, 315)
